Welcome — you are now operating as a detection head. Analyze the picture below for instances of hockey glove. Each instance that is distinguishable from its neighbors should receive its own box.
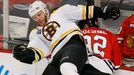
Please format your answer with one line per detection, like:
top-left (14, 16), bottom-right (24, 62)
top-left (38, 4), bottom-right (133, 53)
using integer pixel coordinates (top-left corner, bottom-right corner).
top-left (13, 45), bottom-right (35, 64)
top-left (102, 5), bottom-right (120, 20)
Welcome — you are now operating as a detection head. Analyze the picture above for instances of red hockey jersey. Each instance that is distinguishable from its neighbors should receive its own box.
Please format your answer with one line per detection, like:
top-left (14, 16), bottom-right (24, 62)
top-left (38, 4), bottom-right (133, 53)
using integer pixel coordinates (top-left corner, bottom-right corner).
top-left (117, 14), bottom-right (134, 58)
top-left (82, 27), bottom-right (121, 74)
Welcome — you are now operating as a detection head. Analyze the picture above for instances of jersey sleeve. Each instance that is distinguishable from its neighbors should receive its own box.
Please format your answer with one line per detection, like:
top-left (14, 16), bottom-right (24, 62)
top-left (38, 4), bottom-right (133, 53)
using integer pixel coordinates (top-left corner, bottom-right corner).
top-left (111, 34), bottom-right (122, 68)
top-left (27, 29), bottom-right (51, 60)
top-left (117, 17), bottom-right (129, 39)
top-left (51, 4), bottom-right (104, 21)
top-left (116, 17), bottom-right (129, 48)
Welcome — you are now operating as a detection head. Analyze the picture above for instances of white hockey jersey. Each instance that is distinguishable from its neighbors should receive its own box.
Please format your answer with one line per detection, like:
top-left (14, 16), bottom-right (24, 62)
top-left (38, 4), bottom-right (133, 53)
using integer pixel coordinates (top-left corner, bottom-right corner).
top-left (28, 4), bottom-right (94, 62)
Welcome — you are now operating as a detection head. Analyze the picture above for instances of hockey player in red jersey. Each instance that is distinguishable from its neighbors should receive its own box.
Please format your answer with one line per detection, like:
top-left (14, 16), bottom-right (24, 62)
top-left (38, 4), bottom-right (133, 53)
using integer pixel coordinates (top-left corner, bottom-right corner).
top-left (117, 14), bottom-right (134, 71)
top-left (117, 14), bottom-right (134, 58)
top-left (78, 20), bottom-right (122, 75)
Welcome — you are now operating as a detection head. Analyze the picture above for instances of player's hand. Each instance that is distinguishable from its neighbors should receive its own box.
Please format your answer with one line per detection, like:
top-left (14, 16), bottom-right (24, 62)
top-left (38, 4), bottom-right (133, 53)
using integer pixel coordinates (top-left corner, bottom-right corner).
top-left (12, 45), bottom-right (35, 64)
top-left (102, 5), bottom-right (120, 20)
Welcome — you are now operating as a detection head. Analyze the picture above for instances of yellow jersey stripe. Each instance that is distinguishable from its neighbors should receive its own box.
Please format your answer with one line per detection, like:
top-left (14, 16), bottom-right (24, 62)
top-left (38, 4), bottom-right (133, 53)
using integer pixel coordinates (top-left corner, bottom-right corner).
top-left (35, 48), bottom-right (45, 59)
top-left (31, 28), bottom-right (37, 31)
top-left (32, 50), bottom-right (39, 63)
top-left (89, 6), bottom-right (94, 18)
top-left (82, 5), bottom-right (86, 20)
top-left (51, 28), bottom-right (82, 50)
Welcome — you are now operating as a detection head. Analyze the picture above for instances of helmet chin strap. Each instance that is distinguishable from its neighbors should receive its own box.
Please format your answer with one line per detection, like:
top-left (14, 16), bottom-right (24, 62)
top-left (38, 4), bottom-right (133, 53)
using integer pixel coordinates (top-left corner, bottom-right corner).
top-left (43, 12), bottom-right (49, 25)
top-left (43, 8), bottom-right (50, 21)
top-left (45, 13), bottom-right (49, 23)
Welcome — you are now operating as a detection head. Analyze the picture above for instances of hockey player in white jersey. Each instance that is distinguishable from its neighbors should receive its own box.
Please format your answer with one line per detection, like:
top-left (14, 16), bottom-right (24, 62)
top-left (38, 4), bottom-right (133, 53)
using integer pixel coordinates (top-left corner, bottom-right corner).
top-left (13, 1), bottom-right (120, 75)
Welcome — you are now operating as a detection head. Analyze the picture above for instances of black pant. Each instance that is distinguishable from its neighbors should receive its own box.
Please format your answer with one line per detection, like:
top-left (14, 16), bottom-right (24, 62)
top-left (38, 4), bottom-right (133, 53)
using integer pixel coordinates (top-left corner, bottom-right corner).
top-left (81, 64), bottom-right (111, 75)
top-left (42, 35), bottom-right (87, 75)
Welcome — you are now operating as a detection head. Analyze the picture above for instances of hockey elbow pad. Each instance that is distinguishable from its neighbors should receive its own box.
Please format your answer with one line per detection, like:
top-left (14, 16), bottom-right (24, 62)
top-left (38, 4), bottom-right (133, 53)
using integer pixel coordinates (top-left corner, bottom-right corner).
top-left (13, 45), bottom-right (36, 64)
top-left (102, 5), bottom-right (120, 20)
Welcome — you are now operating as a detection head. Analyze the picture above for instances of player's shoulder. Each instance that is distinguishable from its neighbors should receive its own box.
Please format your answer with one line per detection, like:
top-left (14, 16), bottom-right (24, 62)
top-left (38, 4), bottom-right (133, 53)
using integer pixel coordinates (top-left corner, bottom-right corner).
top-left (99, 28), bottom-right (113, 35)
top-left (58, 4), bottom-right (76, 9)
top-left (30, 28), bottom-right (37, 33)
top-left (129, 14), bottom-right (134, 18)
top-left (51, 4), bottom-right (71, 14)
top-left (124, 14), bottom-right (134, 22)
top-left (29, 27), bottom-right (42, 35)
top-left (122, 15), bottom-right (134, 27)
top-left (51, 4), bottom-right (81, 14)
top-left (29, 28), bottom-right (36, 37)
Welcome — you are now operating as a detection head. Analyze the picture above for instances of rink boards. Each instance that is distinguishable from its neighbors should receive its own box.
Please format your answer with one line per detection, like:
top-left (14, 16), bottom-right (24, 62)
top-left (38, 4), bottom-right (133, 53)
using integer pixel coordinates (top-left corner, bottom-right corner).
top-left (0, 49), bottom-right (133, 75)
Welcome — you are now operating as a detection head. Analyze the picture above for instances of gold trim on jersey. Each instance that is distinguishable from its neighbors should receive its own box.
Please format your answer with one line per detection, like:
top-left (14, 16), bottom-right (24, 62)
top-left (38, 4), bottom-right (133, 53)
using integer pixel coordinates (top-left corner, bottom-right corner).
top-left (35, 48), bottom-right (45, 59)
top-left (32, 48), bottom-right (44, 63)
top-left (32, 49), bottom-right (39, 63)
top-left (50, 28), bottom-right (82, 50)
top-left (82, 5), bottom-right (94, 19)
top-left (82, 5), bottom-right (86, 20)
top-left (31, 28), bottom-right (37, 31)
top-left (29, 47), bottom-right (45, 64)
top-left (88, 6), bottom-right (94, 18)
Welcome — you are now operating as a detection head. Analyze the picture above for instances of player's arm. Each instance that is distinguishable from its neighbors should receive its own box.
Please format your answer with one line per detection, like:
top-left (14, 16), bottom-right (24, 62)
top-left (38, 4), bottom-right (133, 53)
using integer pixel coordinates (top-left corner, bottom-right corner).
top-left (111, 34), bottom-right (122, 69)
top-left (54, 4), bottom-right (120, 21)
top-left (13, 30), bottom-right (51, 64)
top-left (116, 17), bottom-right (129, 44)
top-left (13, 43), bottom-right (50, 64)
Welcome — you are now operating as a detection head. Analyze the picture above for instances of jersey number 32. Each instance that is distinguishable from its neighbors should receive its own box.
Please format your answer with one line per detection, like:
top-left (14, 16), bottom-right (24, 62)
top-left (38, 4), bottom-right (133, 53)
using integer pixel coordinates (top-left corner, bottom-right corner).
top-left (84, 35), bottom-right (107, 57)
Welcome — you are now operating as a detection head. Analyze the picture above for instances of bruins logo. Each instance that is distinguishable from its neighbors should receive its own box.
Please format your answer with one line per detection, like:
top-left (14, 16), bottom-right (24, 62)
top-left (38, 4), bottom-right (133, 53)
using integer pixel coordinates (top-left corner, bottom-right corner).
top-left (42, 21), bottom-right (60, 41)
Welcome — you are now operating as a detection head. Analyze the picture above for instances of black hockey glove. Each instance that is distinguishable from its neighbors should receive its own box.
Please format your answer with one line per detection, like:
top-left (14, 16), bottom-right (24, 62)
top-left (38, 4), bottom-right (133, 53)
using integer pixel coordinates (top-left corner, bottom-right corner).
top-left (13, 45), bottom-right (35, 64)
top-left (102, 5), bottom-right (120, 20)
